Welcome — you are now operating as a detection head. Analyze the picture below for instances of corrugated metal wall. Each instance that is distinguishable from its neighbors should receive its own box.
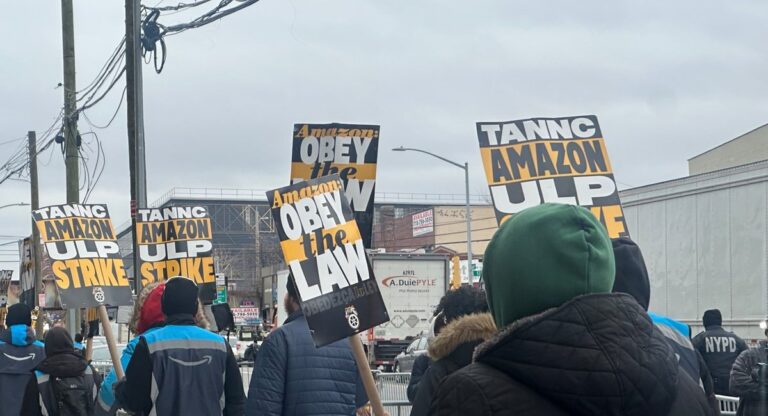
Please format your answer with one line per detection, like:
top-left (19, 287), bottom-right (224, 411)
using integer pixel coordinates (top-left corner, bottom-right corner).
top-left (621, 162), bottom-right (768, 339)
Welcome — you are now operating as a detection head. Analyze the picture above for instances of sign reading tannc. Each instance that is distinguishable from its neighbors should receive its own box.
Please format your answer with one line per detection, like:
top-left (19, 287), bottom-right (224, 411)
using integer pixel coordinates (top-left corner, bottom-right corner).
top-left (476, 115), bottom-right (628, 238)
top-left (136, 206), bottom-right (216, 302)
top-left (32, 204), bottom-right (133, 308)
top-left (268, 175), bottom-right (389, 347)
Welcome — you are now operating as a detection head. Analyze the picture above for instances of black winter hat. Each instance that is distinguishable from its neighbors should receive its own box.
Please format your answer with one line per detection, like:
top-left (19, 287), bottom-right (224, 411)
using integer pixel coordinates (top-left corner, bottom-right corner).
top-left (611, 238), bottom-right (651, 311)
top-left (162, 276), bottom-right (199, 316)
top-left (6, 303), bottom-right (32, 327)
top-left (44, 327), bottom-right (75, 357)
top-left (703, 309), bottom-right (722, 328)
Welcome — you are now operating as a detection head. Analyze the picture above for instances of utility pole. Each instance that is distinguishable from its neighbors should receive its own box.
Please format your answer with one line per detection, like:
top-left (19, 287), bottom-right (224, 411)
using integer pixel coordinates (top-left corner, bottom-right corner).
top-left (61, 0), bottom-right (80, 337)
top-left (28, 132), bottom-right (44, 338)
top-left (126, 0), bottom-right (147, 295)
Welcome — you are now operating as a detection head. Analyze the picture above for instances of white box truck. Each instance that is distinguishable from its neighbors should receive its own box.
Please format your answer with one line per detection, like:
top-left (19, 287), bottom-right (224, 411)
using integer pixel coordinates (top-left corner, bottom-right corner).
top-left (366, 252), bottom-right (450, 370)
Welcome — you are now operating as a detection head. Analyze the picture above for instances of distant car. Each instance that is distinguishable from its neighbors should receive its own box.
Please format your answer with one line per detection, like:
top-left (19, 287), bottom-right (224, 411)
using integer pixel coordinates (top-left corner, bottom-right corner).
top-left (89, 344), bottom-right (127, 373)
top-left (393, 335), bottom-right (428, 373)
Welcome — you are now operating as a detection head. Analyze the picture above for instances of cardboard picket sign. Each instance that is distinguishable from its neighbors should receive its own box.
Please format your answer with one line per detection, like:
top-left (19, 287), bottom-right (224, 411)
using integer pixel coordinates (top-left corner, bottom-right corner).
top-left (135, 206), bottom-right (217, 302)
top-left (32, 204), bottom-right (133, 308)
top-left (267, 175), bottom-right (389, 347)
top-left (290, 123), bottom-right (380, 248)
top-left (476, 115), bottom-right (629, 238)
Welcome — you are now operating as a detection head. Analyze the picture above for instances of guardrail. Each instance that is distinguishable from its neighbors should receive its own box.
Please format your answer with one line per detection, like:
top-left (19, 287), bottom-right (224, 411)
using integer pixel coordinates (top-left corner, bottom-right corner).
top-left (717, 395), bottom-right (739, 416)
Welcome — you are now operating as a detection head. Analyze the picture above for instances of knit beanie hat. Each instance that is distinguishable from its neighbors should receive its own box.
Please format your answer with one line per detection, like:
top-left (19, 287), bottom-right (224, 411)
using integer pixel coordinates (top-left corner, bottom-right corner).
top-left (162, 277), bottom-right (199, 316)
top-left (703, 309), bottom-right (722, 328)
top-left (137, 284), bottom-right (166, 334)
top-left (611, 237), bottom-right (651, 311)
top-left (483, 203), bottom-right (615, 328)
top-left (6, 303), bottom-right (32, 327)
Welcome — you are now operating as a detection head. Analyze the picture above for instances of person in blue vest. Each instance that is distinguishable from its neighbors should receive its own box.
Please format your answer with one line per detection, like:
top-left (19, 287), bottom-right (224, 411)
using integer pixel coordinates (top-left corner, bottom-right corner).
top-left (95, 282), bottom-right (166, 416)
top-left (246, 275), bottom-right (368, 416)
top-left (0, 303), bottom-right (45, 416)
top-left (117, 276), bottom-right (245, 415)
top-left (611, 237), bottom-right (719, 414)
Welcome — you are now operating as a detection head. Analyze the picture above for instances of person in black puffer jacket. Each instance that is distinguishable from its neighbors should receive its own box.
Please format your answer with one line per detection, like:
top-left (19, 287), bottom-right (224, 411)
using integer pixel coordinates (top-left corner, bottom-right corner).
top-left (431, 203), bottom-right (712, 416)
top-left (729, 332), bottom-right (768, 416)
top-left (411, 286), bottom-right (494, 416)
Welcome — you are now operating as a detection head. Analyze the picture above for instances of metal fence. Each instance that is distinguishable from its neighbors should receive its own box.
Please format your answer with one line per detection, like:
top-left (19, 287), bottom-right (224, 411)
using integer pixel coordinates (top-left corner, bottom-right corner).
top-left (717, 395), bottom-right (739, 416)
top-left (374, 372), bottom-right (412, 416)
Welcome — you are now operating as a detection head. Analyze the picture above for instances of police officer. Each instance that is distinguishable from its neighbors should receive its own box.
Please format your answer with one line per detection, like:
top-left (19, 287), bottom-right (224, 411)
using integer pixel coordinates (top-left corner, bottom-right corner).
top-left (117, 277), bottom-right (245, 415)
top-left (0, 303), bottom-right (45, 416)
top-left (693, 308), bottom-right (748, 395)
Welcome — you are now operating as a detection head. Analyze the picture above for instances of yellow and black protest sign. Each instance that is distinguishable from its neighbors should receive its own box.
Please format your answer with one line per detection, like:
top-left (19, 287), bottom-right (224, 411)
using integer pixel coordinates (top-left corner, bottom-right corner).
top-left (477, 115), bottom-right (629, 238)
top-left (136, 206), bottom-right (216, 302)
top-left (291, 123), bottom-right (380, 248)
top-left (268, 175), bottom-right (389, 347)
top-left (32, 204), bottom-right (133, 308)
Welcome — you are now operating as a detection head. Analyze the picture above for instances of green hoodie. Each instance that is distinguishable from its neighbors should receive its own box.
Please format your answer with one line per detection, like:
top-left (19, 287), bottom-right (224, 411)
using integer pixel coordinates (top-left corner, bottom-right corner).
top-left (483, 203), bottom-right (615, 328)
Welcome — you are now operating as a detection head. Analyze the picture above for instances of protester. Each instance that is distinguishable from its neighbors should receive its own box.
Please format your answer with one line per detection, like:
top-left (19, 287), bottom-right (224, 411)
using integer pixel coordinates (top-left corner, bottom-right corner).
top-left (407, 351), bottom-right (431, 403)
top-left (410, 286), bottom-right (493, 416)
top-left (431, 203), bottom-right (712, 415)
top-left (693, 309), bottom-right (748, 395)
top-left (611, 237), bottom-right (719, 414)
top-left (95, 282), bottom-right (165, 416)
top-left (117, 276), bottom-right (245, 415)
top-left (729, 329), bottom-right (768, 416)
top-left (73, 333), bottom-right (85, 356)
top-left (0, 303), bottom-right (46, 416)
top-left (246, 275), bottom-right (367, 416)
top-left (21, 327), bottom-right (100, 416)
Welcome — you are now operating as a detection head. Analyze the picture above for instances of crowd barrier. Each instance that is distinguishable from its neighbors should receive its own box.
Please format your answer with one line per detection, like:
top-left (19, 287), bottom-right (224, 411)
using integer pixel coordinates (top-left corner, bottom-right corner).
top-left (716, 395), bottom-right (739, 416)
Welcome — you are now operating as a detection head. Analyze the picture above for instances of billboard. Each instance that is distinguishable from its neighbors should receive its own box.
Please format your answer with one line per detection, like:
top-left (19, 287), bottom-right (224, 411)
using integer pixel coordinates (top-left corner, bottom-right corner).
top-left (411, 209), bottom-right (434, 237)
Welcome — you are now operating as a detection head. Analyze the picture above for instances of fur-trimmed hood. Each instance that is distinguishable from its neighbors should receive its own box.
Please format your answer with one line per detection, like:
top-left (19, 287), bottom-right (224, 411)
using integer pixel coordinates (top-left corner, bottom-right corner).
top-left (428, 313), bottom-right (496, 360)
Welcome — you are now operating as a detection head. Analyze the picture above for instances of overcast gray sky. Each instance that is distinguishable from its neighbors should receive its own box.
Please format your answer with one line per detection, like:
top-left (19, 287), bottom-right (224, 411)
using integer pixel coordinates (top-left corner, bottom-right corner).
top-left (1, 0), bottom-right (767, 267)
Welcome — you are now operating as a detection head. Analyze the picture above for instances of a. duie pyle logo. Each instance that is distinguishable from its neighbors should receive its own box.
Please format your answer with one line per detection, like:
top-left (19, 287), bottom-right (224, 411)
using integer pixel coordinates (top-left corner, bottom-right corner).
top-left (381, 276), bottom-right (437, 288)
top-left (345, 305), bottom-right (360, 330)
top-left (92, 287), bottom-right (106, 303)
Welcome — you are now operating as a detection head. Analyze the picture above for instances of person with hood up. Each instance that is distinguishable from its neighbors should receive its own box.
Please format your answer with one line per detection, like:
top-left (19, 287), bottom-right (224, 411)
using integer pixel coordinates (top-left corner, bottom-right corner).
top-left (22, 327), bottom-right (100, 416)
top-left (0, 303), bottom-right (45, 416)
top-left (410, 286), bottom-right (494, 416)
top-left (431, 203), bottom-right (712, 416)
top-left (611, 237), bottom-right (719, 414)
top-left (693, 309), bottom-right (748, 395)
top-left (729, 329), bottom-right (768, 416)
top-left (117, 276), bottom-right (245, 415)
top-left (95, 282), bottom-right (166, 416)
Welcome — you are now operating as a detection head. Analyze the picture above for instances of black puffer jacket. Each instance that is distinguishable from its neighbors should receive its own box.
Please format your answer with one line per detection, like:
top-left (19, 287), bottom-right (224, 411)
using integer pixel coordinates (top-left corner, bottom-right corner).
top-left (431, 293), bottom-right (713, 416)
top-left (411, 313), bottom-right (496, 416)
top-left (729, 341), bottom-right (768, 416)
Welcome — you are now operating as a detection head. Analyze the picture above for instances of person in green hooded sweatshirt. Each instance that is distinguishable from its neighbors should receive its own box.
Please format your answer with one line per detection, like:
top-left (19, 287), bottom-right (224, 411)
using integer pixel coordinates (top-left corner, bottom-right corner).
top-left (430, 203), bottom-right (713, 416)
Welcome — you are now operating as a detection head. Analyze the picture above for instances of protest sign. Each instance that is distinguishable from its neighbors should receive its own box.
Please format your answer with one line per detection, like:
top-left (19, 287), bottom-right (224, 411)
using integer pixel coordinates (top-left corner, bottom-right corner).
top-left (477, 115), bottom-right (629, 238)
top-left (0, 270), bottom-right (12, 307)
top-left (135, 206), bottom-right (216, 302)
top-left (268, 175), bottom-right (389, 347)
top-left (291, 123), bottom-right (380, 248)
top-left (32, 204), bottom-right (133, 308)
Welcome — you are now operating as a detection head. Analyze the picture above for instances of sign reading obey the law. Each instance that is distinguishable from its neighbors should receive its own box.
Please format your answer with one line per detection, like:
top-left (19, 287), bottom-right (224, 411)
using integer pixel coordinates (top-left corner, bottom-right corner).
top-left (268, 175), bottom-right (389, 347)
top-left (291, 123), bottom-right (380, 248)
top-left (32, 204), bottom-right (133, 308)
top-left (136, 206), bottom-right (217, 302)
top-left (477, 115), bottom-right (629, 238)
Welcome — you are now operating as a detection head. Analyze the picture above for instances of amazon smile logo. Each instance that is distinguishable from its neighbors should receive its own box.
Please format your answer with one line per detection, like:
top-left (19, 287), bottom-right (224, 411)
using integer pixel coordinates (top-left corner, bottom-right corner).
top-left (168, 355), bottom-right (212, 367)
top-left (3, 352), bottom-right (35, 361)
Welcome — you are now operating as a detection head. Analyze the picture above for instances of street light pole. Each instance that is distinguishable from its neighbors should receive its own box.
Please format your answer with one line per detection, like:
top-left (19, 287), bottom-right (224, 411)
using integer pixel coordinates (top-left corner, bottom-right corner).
top-left (0, 202), bottom-right (30, 211)
top-left (392, 146), bottom-right (474, 283)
